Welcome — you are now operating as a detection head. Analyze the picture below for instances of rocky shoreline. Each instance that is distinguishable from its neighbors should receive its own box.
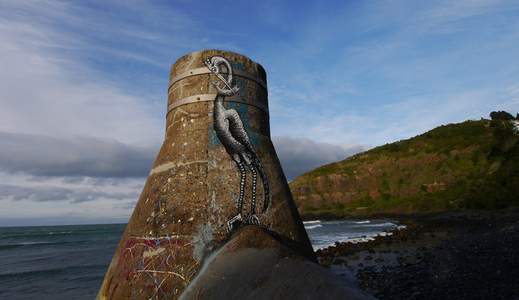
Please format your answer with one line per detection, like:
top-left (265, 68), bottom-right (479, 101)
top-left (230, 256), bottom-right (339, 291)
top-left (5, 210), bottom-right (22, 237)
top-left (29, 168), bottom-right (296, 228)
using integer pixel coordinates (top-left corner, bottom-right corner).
top-left (316, 209), bottom-right (519, 299)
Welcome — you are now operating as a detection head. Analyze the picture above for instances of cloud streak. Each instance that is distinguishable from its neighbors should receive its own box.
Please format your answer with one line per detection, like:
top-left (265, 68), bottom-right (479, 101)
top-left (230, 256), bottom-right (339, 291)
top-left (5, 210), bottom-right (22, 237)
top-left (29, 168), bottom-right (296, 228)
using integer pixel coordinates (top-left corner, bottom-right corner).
top-left (0, 131), bottom-right (157, 177)
top-left (0, 1), bottom-right (172, 146)
top-left (0, 183), bottom-right (137, 203)
top-left (0, 172), bottom-right (143, 225)
top-left (0, 130), bottom-right (361, 181)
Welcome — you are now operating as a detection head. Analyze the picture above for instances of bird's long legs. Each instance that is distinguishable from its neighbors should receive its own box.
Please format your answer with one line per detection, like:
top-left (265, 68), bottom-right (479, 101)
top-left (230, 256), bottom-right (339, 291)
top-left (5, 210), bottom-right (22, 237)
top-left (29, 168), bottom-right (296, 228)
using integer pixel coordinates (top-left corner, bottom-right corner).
top-left (227, 161), bottom-right (246, 232)
top-left (252, 160), bottom-right (270, 212)
top-left (237, 161), bottom-right (246, 213)
top-left (246, 164), bottom-right (260, 225)
top-left (250, 166), bottom-right (257, 214)
top-left (229, 160), bottom-right (266, 229)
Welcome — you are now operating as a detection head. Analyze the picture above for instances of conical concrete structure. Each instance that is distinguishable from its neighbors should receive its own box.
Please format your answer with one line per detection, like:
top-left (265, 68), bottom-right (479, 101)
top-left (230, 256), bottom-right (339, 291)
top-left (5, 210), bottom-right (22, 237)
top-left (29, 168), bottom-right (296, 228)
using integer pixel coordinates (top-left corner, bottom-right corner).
top-left (97, 50), bottom-right (316, 299)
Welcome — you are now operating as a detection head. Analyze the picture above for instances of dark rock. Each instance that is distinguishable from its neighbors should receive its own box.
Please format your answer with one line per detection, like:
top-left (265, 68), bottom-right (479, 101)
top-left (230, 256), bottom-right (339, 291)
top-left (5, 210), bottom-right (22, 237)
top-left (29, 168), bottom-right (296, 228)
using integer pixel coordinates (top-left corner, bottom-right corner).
top-left (181, 226), bottom-right (375, 300)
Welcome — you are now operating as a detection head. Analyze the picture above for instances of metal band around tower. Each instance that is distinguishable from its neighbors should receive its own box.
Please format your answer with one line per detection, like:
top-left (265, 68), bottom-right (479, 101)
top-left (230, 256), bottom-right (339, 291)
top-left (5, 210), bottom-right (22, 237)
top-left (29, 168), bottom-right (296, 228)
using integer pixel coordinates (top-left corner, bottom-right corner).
top-left (167, 94), bottom-right (269, 116)
top-left (168, 67), bottom-right (267, 92)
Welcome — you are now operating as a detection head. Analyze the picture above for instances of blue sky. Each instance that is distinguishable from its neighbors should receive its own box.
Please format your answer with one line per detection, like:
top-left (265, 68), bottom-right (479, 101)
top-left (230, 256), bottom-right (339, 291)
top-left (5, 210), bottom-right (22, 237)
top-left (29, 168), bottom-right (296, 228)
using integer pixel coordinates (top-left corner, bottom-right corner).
top-left (1, 0), bottom-right (518, 225)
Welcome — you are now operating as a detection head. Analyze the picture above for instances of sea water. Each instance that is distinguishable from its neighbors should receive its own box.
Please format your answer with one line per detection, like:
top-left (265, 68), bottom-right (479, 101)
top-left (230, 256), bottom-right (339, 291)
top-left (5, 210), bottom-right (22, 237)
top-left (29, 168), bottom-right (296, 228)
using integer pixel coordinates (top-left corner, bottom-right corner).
top-left (0, 224), bottom-right (122, 299)
top-left (304, 219), bottom-right (405, 251)
top-left (0, 220), bottom-right (401, 299)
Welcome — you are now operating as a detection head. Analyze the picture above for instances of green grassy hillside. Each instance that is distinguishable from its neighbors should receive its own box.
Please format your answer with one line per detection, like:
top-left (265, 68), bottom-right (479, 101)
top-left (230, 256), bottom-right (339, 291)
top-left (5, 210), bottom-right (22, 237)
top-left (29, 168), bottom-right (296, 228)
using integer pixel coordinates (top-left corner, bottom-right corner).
top-left (290, 118), bottom-right (519, 217)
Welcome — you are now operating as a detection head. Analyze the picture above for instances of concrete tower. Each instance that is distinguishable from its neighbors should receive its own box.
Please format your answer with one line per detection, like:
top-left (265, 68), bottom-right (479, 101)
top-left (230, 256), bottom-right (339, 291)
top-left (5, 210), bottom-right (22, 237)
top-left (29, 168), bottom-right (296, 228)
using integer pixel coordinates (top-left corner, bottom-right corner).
top-left (97, 50), bottom-right (316, 299)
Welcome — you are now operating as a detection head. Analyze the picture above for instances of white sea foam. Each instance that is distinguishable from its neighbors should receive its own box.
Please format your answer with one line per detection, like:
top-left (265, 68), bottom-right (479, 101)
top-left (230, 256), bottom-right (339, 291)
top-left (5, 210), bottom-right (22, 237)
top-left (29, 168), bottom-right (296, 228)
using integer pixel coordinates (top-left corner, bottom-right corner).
top-left (311, 231), bottom-right (394, 251)
top-left (306, 219), bottom-right (403, 251)
top-left (358, 222), bottom-right (396, 227)
top-left (304, 224), bottom-right (323, 230)
top-left (47, 231), bottom-right (73, 235)
top-left (19, 241), bottom-right (52, 245)
top-left (303, 220), bottom-right (321, 224)
top-left (354, 220), bottom-right (371, 224)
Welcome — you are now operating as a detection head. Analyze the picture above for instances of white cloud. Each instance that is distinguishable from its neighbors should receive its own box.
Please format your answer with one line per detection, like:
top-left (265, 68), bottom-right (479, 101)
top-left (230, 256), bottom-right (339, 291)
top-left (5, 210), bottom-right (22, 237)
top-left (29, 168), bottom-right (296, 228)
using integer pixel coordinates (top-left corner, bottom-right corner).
top-left (0, 131), bottom-right (157, 177)
top-left (0, 18), bottom-right (163, 145)
top-left (0, 172), bottom-right (143, 225)
top-left (0, 2), bottom-right (169, 225)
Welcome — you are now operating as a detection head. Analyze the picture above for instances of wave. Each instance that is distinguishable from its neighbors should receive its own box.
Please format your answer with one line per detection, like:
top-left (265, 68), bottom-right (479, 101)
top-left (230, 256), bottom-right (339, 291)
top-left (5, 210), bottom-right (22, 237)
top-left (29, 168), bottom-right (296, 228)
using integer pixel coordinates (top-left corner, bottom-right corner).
top-left (0, 264), bottom-right (107, 279)
top-left (47, 231), bottom-right (73, 235)
top-left (0, 231), bottom-right (76, 239)
top-left (303, 220), bottom-right (321, 224)
top-left (304, 224), bottom-right (323, 230)
top-left (0, 240), bottom-right (85, 251)
top-left (353, 220), bottom-right (370, 224)
top-left (307, 219), bottom-right (402, 251)
top-left (0, 224), bottom-right (125, 240)
top-left (312, 220), bottom-right (395, 227)
top-left (0, 242), bottom-right (49, 250)
top-left (357, 222), bottom-right (396, 228)
top-left (311, 230), bottom-right (396, 251)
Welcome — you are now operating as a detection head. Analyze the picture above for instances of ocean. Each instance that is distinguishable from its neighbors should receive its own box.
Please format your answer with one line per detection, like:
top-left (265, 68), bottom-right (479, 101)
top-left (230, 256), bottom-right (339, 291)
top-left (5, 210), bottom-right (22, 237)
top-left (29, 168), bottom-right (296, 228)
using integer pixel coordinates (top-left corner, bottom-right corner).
top-left (304, 219), bottom-right (404, 251)
top-left (0, 219), bottom-right (400, 299)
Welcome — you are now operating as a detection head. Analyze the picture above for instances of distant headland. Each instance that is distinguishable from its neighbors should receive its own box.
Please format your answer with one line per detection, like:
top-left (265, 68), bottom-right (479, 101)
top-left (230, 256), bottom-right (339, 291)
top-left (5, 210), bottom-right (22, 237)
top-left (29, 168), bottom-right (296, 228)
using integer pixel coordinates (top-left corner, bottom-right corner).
top-left (290, 111), bottom-right (519, 218)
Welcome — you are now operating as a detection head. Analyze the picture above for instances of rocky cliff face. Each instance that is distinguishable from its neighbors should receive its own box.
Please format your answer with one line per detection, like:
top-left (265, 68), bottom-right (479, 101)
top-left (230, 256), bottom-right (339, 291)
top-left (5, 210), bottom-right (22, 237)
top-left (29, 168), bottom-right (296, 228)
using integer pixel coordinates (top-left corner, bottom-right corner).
top-left (290, 118), bottom-right (519, 217)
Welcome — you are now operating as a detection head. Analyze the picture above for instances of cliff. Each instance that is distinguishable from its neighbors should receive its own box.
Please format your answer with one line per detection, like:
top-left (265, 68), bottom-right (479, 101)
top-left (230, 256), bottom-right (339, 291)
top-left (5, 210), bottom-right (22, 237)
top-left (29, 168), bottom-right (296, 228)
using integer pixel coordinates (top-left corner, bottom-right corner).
top-left (290, 117), bottom-right (519, 217)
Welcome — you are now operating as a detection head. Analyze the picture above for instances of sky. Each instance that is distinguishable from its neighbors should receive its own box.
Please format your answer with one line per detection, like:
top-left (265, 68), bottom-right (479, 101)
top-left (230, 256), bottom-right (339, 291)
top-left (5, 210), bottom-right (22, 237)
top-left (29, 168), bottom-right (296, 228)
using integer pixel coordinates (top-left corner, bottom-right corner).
top-left (1, 0), bottom-right (518, 226)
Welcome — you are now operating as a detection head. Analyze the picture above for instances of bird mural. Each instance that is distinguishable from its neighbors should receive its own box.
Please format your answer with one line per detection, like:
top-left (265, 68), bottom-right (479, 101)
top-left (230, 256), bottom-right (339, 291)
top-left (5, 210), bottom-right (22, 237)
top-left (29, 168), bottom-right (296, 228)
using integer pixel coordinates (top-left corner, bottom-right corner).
top-left (204, 56), bottom-right (270, 232)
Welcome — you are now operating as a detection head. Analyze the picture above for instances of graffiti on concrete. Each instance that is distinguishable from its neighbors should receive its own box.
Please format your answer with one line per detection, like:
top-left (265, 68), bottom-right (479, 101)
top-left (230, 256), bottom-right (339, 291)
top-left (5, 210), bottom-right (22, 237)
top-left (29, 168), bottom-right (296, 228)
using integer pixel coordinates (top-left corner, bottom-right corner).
top-left (203, 56), bottom-right (270, 231)
top-left (117, 235), bottom-right (190, 299)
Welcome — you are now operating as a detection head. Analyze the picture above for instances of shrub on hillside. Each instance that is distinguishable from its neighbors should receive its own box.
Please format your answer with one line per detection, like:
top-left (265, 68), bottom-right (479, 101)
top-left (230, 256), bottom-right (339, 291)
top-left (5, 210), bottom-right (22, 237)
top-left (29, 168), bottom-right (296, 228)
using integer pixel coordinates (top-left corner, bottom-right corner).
top-left (490, 111), bottom-right (515, 121)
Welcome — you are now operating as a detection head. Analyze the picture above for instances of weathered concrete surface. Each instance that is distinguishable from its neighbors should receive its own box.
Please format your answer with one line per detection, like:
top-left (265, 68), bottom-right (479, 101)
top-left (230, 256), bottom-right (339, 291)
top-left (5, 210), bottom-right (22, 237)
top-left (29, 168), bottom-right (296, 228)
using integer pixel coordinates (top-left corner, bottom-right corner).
top-left (97, 50), bottom-right (314, 299)
top-left (180, 226), bottom-right (375, 300)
